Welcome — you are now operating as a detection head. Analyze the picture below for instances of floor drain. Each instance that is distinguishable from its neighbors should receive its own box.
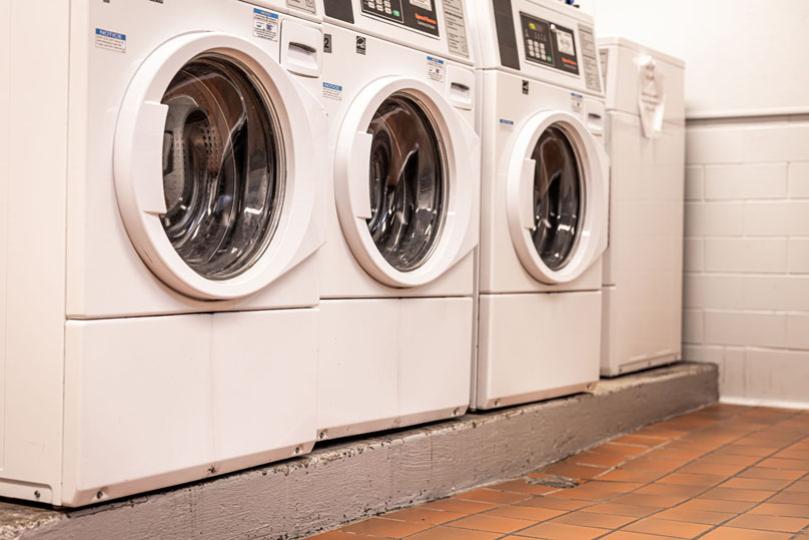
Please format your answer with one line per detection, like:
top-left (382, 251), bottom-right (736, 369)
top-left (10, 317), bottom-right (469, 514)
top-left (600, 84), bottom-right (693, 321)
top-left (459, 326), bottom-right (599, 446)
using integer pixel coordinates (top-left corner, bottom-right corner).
top-left (526, 474), bottom-right (579, 489)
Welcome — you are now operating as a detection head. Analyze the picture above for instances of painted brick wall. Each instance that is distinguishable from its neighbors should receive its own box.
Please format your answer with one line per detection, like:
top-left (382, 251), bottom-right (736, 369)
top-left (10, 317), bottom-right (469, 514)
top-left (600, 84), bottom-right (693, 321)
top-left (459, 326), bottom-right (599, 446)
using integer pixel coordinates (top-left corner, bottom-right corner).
top-left (683, 118), bottom-right (809, 407)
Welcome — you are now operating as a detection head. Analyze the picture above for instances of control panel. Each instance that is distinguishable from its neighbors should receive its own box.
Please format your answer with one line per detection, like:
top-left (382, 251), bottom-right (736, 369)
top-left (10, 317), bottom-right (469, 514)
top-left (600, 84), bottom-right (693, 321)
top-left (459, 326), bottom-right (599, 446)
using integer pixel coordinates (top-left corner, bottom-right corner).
top-left (520, 12), bottom-right (578, 75)
top-left (486, 0), bottom-right (603, 94)
top-left (361, 0), bottom-right (440, 37)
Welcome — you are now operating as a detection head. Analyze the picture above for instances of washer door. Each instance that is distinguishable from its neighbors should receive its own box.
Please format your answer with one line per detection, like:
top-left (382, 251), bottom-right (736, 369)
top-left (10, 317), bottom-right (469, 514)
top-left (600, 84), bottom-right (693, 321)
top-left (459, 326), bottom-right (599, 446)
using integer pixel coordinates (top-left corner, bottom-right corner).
top-left (506, 111), bottom-right (608, 284)
top-left (114, 32), bottom-right (321, 300)
top-left (334, 77), bottom-right (479, 288)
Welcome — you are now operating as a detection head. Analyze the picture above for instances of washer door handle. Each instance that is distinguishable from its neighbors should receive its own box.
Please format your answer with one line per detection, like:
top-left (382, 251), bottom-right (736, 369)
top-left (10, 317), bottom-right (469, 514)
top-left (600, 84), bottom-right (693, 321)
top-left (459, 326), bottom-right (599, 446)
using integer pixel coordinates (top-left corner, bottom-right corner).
top-left (130, 101), bottom-right (169, 216)
top-left (349, 131), bottom-right (373, 220)
top-left (519, 158), bottom-right (537, 230)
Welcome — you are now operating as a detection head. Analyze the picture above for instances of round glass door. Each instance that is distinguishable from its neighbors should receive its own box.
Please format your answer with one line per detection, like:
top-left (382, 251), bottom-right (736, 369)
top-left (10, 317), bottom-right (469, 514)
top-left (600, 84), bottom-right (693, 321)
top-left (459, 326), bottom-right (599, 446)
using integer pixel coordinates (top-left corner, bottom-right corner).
top-left (529, 125), bottom-right (583, 271)
top-left (365, 94), bottom-right (445, 272)
top-left (160, 54), bottom-right (284, 280)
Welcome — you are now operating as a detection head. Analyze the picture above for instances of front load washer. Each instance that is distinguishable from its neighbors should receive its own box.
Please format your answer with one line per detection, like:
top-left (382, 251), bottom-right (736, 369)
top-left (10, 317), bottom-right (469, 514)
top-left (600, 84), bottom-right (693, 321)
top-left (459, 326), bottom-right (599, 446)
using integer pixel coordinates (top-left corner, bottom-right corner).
top-left (0, 0), bottom-right (325, 506)
top-left (599, 37), bottom-right (685, 376)
top-left (469, 0), bottom-right (609, 409)
top-left (318, 0), bottom-right (480, 440)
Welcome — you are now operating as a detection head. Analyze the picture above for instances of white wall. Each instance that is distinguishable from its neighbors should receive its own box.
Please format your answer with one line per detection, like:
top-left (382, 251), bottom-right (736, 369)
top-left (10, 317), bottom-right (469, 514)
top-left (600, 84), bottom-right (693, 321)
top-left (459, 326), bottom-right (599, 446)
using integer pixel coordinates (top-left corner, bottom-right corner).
top-left (580, 0), bottom-right (809, 118)
top-left (683, 118), bottom-right (809, 408)
top-left (581, 0), bottom-right (809, 407)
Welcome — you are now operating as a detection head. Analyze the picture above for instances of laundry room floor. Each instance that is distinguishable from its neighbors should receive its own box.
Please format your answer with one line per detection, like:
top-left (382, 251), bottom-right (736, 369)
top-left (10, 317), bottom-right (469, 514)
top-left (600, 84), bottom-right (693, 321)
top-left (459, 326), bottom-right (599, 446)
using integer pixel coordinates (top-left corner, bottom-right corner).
top-left (308, 404), bottom-right (809, 540)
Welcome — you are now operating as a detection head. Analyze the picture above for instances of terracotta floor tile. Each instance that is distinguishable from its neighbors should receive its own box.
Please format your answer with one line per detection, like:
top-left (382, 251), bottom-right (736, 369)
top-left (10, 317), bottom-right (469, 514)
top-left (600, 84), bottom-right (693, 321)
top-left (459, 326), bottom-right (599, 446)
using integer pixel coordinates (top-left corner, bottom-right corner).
top-left (700, 487), bottom-right (775, 502)
top-left (601, 532), bottom-right (675, 539)
top-left (679, 462), bottom-right (746, 476)
top-left (517, 496), bottom-right (592, 511)
top-left (598, 469), bottom-right (665, 483)
top-left (774, 448), bottom-right (809, 460)
top-left (405, 526), bottom-right (500, 540)
top-left (739, 468), bottom-right (806, 481)
top-left (588, 481), bottom-right (644, 493)
top-left (624, 517), bottom-right (711, 538)
top-left (701, 453), bottom-right (762, 466)
top-left (447, 514), bottom-right (534, 534)
top-left (700, 526), bottom-right (793, 539)
top-left (726, 513), bottom-right (809, 533)
top-left (635, 483), bottom-right (705, 498)
top-left (585, 502), bottom-right (660, 518)
top-left (682, 497), bottom-right (757, 513)
top-left (543, 486), bottom-right (615, 502)
top-left (615, 493), bottom-right (690, 509)
top-left (720, 477), bottom-right (792, 491)
top-left (422, 499), bottom-right (496, 514)
top-left (758, 458), bottom-right (809, 470)
top-left (645, 449), bottom-right (702, 462)
top-left (573, 450), bottom-right (630, 468)
top-left (384, 507), bottom-right (465, 525)
top-left (787, 481), bottom-right (809, 493)
top-left (621, 459), bottom-right (687, 473)
top-left (484, 505), bottom-right (565, 522)
top-left (547, 482), bottom-right (640, 502)
top-left (515, 521), bottom-right (609, 539)
top-left (658, 472), bottom-right (726, 487)
top-left (538, 463), bottom-right (607, 481)
top-left (634, 426), bottom-right (688, 438)
top-left (721, 446), bottom-right (780, 458)
top-left (654, 507), bottom-right (735, 525)
top-left (342, 517), bottom-right (433, 538)
top-left (601, 442), bottom-right (652, 457)
top-left (749, 502), bottom-right (809, 517)
top-left (453, 488), bottom-right (528, 505)
top-left (553, 510), bottom-right (637, 529)
top-left (612, 434), bottom-right (667, 447)
top-left (489, 479), bottom-right (558, 496)
top-left (768, 491), bottom-right (809, 504)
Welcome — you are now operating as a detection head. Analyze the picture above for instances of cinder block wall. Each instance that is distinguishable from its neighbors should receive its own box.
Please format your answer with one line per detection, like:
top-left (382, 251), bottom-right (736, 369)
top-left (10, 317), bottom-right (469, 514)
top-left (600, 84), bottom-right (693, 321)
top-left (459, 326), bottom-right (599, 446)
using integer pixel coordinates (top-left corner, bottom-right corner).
top-left (683, 117), bottom-right (809, 407)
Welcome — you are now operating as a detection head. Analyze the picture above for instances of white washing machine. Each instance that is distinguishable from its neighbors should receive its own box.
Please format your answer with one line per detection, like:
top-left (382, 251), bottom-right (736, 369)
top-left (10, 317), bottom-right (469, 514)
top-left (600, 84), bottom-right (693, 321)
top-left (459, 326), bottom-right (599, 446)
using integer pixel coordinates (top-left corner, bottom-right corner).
top-left (0, 0), bottom-right (325, 506)
top-left (469, 0), bottom-right (609, 409)
top-left (599, 37), bottom-right (685, 376)
top-left (317, 0), bottom-right (480, 439)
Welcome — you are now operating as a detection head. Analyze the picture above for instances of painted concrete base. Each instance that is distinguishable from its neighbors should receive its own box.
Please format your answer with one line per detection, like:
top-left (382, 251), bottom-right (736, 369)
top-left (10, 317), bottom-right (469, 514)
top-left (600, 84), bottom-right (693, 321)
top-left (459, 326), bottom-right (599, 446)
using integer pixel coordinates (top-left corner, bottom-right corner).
top-left (2, 362), bottom-right (717, 540)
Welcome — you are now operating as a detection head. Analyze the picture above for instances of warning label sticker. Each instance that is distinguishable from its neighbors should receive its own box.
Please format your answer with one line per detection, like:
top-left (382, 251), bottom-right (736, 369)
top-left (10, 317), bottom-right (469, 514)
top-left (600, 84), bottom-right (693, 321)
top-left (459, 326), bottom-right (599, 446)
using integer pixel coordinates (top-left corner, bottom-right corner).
top-left (322, 81), bottom-right (344, 100)
top-left (427, 55), bottom-right (445, 82)
top-left (253, 8), bottom-right (280, 42)
top-left (95, 28), bottom-right (126, 53)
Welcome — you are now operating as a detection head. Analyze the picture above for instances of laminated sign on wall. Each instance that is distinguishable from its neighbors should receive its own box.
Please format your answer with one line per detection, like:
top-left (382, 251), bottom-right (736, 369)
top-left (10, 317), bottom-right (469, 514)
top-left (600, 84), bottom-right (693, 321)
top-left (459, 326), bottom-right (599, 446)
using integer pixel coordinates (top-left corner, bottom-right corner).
top-left (637, 55), bottom-right (665, 138)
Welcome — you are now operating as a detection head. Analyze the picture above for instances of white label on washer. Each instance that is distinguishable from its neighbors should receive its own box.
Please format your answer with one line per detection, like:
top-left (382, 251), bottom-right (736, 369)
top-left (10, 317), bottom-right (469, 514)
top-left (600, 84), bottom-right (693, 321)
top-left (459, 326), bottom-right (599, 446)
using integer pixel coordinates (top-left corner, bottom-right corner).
top-left (287, 0), bottom-right (316, 14)
top-left (253, 8), bottom-right (279, 42)
top-left (322, 81), bottom-right (344, 100)
top-left (443, 0), bottom-right (469, 58)
top-left (95, 28), bottom-right (126, 53)
top-left (410, 0), bottom-right (433, 10)
top-left (570, 92), bottom-right (583, 112)
top-left (427, 55), bottom-right (445, 82)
